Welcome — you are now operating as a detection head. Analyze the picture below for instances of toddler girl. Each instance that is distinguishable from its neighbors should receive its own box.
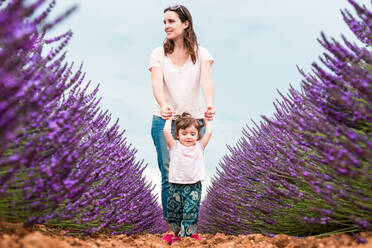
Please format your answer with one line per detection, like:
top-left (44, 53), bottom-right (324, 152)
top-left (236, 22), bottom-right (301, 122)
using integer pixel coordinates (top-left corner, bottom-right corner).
top-left (162, 112), bottom-right (212, 244)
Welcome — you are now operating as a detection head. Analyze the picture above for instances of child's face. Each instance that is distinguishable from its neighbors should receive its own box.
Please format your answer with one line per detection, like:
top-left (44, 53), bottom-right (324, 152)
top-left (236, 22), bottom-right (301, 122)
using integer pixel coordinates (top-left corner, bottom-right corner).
top-left (177, 125), bottom-right (199, 147)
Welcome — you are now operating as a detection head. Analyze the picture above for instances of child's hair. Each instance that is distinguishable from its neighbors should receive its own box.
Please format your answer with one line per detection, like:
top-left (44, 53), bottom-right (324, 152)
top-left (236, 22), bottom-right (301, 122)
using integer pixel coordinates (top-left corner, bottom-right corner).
top-left (174, 112), bottom-right (204, 140)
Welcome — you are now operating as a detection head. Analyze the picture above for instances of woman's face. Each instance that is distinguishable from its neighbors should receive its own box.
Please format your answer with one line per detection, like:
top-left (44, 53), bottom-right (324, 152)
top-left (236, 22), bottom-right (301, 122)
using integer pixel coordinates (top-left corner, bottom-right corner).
top-left (163, 10), bottom-right (188, 40)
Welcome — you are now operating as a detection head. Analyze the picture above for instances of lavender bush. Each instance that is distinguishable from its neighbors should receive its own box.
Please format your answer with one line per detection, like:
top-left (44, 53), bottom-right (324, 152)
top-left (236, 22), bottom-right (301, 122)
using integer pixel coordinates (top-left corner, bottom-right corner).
top-left (199, 0), bottom-right (371, 236)
top-left (0, 0), bottom-right (166, 234)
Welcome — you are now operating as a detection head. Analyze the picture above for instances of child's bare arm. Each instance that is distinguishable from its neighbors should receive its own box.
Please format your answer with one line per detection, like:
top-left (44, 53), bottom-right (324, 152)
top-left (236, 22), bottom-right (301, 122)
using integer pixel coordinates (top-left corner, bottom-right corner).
top-left (200, 120), bottom-right (212, 149)
top-left (163, 119), bottom-right (176, 149)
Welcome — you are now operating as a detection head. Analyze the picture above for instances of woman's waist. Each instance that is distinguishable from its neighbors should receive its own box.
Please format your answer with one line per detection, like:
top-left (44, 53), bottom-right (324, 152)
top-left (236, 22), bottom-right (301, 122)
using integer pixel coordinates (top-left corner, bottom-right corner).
top-left (152, 104), bottom-right (204, 118)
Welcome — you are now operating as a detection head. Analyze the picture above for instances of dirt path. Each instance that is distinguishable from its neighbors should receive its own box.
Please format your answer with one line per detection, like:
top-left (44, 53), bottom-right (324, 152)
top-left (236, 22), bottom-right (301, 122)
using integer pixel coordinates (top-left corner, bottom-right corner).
top-left (1, 222), bottom-right (371, 248)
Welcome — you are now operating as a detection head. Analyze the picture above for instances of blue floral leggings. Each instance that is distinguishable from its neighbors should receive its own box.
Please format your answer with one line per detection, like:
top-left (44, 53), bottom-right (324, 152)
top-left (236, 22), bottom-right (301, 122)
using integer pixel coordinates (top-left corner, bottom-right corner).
top-left (166, 181), bottom-right (202, 237)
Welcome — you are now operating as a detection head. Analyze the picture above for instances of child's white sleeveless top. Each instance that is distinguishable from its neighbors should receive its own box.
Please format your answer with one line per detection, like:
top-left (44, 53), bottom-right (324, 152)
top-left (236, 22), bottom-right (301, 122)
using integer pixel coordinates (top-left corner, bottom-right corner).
top-left (168, 141), bottom-right (205, 184)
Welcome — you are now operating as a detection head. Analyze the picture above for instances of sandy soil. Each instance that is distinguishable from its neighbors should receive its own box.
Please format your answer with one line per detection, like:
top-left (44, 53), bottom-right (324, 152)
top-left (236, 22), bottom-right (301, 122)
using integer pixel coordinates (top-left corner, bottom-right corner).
top-left (0, 222), bottom-right (371, 248)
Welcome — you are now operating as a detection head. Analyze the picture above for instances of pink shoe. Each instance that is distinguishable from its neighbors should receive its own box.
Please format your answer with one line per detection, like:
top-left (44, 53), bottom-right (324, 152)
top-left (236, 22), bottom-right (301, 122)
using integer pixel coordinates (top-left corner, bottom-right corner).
top-left (191, 233), bottom-right (202, 241)
top-left (162, 234), bottom-right (174, 245)
top-left (172, 236), bottom-right (182, 243)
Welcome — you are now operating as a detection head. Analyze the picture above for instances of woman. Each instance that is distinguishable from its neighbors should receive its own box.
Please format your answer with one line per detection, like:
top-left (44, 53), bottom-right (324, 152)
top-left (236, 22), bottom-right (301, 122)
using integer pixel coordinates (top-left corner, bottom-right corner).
top-left (148, 4), bottom-right (215, 235)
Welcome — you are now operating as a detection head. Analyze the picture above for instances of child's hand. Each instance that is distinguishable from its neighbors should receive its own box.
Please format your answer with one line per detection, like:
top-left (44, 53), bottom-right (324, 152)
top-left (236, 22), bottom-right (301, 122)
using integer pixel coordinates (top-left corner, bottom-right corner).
top-left (165, 112), bottom-right (173, 120)
top-left (166, 110), bottom-right (174, 120)
top-left (161, 105), bottom-right (174, 120)
top-left (204, 106), bottom-right (215, 121)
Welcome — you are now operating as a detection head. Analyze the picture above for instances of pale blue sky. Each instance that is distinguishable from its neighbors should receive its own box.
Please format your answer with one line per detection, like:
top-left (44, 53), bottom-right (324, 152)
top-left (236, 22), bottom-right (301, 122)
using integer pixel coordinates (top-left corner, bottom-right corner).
top-left (47, 0), bottom-right (370, 200)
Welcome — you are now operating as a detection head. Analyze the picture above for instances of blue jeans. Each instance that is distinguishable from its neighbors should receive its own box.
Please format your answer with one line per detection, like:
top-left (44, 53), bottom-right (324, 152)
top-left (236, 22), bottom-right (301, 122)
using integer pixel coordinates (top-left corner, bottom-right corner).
top-left (151, 115), bottom-right (205, 219)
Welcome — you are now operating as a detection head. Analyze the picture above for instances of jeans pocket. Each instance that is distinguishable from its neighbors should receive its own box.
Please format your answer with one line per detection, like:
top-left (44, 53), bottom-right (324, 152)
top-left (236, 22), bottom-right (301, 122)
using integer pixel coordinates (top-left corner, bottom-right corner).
top-left (151, 115), bottom-right (166, 129)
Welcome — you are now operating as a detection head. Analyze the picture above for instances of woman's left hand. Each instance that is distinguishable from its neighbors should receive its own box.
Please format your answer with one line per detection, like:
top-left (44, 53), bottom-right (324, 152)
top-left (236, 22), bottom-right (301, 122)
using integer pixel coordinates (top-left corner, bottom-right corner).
top-left (204, 106), bottom-right (215, 121)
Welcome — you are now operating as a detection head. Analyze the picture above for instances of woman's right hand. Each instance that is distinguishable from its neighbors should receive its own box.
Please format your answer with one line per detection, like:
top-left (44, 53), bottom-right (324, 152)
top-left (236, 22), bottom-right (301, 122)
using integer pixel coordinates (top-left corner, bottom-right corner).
top-left (204, 105), bottom-right (216, 121)
top-left (160, 105), bottom-right (174, 120)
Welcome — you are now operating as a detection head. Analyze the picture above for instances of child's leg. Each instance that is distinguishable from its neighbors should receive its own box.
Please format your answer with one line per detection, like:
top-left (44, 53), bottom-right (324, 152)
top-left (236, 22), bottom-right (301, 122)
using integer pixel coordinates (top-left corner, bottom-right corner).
top-left (178, 182), bottom-right (202, 237)
top-left (166, 184), bottom-right (183, 235)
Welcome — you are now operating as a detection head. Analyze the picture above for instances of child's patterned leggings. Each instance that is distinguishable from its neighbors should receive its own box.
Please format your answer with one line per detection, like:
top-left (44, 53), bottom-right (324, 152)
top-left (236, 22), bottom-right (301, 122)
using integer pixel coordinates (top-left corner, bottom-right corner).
top-left (166, 181), bottom-right (202, 237)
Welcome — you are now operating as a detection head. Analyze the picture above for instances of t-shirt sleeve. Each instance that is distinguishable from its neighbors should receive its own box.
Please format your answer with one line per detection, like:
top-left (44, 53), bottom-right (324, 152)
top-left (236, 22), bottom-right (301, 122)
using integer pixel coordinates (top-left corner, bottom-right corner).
top-left (199, 46), bottom-right (214, 66)
top-left (169, 140), bottom-right (178, 151)
top-left (148, 47), bottom-right (161, 71)
top-left (197, 141), bottom-right (205, 151)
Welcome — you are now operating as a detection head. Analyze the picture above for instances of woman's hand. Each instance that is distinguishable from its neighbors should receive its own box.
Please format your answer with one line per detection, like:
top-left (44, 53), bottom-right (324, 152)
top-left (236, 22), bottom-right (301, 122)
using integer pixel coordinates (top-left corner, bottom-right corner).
top-left (161, 105), bottom-right (174, 120)
top-left (204, 106), bottom-right (215, 121)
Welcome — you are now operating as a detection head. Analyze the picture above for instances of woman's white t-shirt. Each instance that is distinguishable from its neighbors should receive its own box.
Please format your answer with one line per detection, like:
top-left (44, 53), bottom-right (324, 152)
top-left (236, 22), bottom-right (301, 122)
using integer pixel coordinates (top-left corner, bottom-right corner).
top-left (148, 46), bottom-right (214, 119)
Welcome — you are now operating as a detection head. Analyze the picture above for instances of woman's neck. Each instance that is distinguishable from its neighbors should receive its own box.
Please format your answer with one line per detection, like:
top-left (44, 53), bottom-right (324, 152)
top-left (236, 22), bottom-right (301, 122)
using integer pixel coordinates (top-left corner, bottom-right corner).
top-left (173, 37), bottom-right (185, 51)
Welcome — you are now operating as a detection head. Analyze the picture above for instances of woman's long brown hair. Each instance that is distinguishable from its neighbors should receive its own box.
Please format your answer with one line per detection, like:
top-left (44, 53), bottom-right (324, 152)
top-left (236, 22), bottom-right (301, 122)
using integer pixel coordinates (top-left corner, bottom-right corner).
top-left (163, 5), bottom-right (198, 64)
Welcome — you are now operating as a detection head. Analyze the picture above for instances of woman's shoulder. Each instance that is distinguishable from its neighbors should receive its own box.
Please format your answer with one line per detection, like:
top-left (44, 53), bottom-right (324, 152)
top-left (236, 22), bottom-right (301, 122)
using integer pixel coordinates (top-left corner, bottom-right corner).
top-left (150, 46), bottom-right (164, 56)
top-left (196, 45), bottom-right (214, 64)
top-left (197, 45), bottom-right (210, 54)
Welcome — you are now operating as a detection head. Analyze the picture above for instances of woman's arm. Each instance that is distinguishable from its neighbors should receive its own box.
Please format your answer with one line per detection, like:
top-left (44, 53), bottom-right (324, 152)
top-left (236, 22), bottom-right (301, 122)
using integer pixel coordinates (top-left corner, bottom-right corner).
top-left (200, 61), bottom-right (216, 121)
top-left (163, 118), bottom-right (176, 149)
top-left (151, 67), bottom-right (173, 119)
top-left (200, 120), bottom-right (212, 149)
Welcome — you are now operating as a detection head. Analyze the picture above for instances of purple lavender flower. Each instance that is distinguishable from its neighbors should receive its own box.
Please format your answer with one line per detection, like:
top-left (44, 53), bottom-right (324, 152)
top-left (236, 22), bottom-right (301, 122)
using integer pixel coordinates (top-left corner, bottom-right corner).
top-left (199, 0), bottom-right (372, 236)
